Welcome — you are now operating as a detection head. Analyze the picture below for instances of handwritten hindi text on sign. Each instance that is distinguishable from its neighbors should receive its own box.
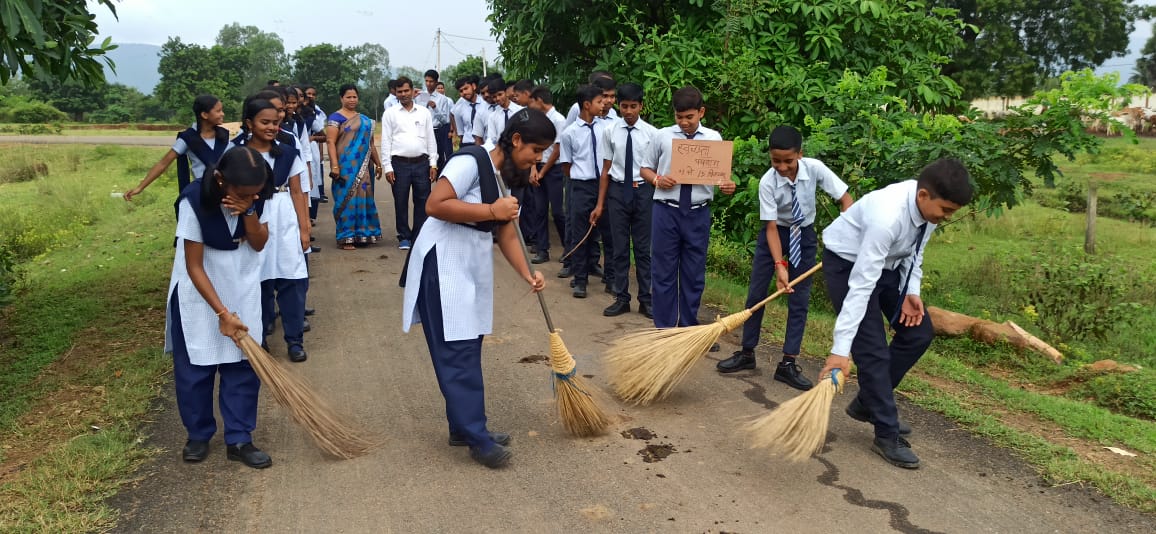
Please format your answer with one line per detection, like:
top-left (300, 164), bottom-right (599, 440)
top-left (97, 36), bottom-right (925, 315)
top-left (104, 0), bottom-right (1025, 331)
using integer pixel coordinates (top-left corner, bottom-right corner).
top-left (669, 139), bottom-right (734, 185)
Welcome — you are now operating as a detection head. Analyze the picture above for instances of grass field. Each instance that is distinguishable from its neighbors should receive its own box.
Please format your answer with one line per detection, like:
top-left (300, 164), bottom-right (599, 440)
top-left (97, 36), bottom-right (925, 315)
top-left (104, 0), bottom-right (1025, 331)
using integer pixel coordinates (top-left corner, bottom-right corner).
top-left (0, 123), bottom-right (181, 137)
top-left (0, 144), bottom-right (175, 531)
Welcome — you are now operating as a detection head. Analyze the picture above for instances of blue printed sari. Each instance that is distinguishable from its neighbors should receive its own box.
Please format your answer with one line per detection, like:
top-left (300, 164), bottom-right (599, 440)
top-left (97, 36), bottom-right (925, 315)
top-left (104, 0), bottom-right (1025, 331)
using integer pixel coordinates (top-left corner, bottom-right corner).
top-left (327, 112), bottom-right (383, 245)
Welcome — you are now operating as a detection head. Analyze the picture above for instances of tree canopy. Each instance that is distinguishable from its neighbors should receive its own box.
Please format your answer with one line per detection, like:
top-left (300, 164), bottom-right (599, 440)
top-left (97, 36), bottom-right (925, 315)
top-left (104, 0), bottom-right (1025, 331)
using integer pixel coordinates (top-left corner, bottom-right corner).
top-left (0, 0), bottom-right (118, 87)
top-left (214, 23), bottom-right (290, 96)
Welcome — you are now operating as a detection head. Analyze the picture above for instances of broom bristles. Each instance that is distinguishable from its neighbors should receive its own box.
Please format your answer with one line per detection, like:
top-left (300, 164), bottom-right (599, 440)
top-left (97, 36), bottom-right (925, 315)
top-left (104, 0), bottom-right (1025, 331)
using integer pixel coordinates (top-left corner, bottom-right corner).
top-left (605, 309), bottom-right (752, 405)
top-left (745, 371), bottom-right (841, 462)
top-left (239, 334), bottom-right (380, 459)
top-left (549, 332), bottom-right (610, 437)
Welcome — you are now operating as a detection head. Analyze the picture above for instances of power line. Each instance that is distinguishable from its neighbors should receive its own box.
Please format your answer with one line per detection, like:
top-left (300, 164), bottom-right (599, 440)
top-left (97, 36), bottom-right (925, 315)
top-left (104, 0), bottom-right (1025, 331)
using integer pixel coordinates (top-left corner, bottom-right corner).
top-left (441, 31), bottom-right (493, 42)
top-left (440, 35), bottom-right (474, 59)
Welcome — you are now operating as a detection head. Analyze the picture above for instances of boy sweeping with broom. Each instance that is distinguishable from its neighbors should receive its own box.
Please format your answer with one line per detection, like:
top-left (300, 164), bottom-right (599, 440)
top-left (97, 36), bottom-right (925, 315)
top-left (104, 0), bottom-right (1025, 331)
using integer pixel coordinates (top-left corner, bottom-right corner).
top-left (817, 158), bottom-right (973, 469)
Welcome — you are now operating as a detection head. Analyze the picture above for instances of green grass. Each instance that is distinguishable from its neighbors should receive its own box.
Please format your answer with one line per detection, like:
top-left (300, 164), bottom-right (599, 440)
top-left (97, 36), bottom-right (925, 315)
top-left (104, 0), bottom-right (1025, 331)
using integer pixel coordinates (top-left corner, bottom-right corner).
top-left (0, 144), bottom-right (175, 531)
top-left (1032, 136), bottom-right (1156, 224)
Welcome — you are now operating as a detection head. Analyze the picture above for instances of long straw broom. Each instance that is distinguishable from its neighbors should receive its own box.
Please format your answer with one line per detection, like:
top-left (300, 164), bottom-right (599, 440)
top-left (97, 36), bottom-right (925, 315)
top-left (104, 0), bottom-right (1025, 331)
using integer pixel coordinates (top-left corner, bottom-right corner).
top-left (606, 263), bottom-right (824, 404)
top-left (495, 175), bottom-right (610, 437)
top-left (237, 334), bottom-right (379, 459)
top-left (746, 369), bottom-right (844, 462)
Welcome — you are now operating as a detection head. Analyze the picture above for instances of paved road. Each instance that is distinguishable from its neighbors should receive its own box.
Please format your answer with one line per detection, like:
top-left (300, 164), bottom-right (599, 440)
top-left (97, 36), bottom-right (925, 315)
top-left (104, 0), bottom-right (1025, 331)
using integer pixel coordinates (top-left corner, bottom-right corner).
top-left (109, 177), bottom-right (1156, 533)
top-left (0, 134), bottom-right (172, 146)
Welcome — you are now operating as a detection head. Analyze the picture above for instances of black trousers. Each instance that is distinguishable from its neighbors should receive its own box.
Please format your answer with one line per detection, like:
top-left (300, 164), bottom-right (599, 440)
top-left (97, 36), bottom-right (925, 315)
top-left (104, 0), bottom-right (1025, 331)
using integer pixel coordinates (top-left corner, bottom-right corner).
top-left (434, 125), bottom-right (453, 170)
top-left (741, 224), bottom-right (817, 355)
top-left (823, 249), bottom-right (934, 440)
top-left (567, 179), bottom-right (599, 284)
top-left (531, 164), bottom-right (565, 252)
top-left (607, 180), bottom-right (653, 304)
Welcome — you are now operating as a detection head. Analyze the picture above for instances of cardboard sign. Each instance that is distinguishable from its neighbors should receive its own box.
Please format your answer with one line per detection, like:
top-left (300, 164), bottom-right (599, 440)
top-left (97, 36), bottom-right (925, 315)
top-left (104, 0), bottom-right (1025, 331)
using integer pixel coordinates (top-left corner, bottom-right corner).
top-left (669, 139), bottom-right (734, 185)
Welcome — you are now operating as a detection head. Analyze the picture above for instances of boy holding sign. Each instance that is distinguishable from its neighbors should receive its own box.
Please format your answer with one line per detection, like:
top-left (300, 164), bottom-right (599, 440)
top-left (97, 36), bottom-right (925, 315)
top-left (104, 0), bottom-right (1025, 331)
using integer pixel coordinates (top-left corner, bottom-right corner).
top-left (640, 86), bottom-right (736, 330)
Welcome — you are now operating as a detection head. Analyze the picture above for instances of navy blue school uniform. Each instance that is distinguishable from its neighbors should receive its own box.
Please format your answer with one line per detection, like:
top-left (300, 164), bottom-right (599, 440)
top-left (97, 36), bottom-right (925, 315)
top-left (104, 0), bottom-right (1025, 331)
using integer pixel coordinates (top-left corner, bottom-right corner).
top-left (530, 106), bottom-right (569, 257)
top-left (558, 117), bottom-right (607, 294)
top-left (598, 116), bottom-right (658, 309)
top-left (642, 124), bottom-right (724, 328)
top-left (173, 126), bottom-right (230, 191)
top-left (822, 180), bottom-right (936, 440)
top-left (165, 180), bottom-right (266, 448)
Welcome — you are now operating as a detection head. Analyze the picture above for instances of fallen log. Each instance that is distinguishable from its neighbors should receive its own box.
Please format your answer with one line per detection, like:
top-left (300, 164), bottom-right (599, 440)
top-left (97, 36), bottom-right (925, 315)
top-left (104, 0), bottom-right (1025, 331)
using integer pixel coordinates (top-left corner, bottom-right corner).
top-left (927, 307), bottom-right (1063, 364)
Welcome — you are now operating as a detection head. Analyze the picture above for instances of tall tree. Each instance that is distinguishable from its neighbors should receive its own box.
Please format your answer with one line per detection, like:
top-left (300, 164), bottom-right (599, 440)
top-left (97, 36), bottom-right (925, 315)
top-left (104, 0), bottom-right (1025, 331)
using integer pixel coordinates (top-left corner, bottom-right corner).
top-left (439, 55), bottom-right (500, 99)
top-left (154, 37), bottom-right (246, 124)
top-left (0, 0), bottom-right (118, 87)
top-left (292, 44), bottom-right (362, 114)
top-left (350, 44), bottom-right (391, 116)
top-left (214, 23), bottom-right (289, 95)
top-left (25, 77), bottom-right (107, 121)
top-left (933, 0), bottom-right (1147, 99)
top-left (1131, 32), bottom-right (1156, 89)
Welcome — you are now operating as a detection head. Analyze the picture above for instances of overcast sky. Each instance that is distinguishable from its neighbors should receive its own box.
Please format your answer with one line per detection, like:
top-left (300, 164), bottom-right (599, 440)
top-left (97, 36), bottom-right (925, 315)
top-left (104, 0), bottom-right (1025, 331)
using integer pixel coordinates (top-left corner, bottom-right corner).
top-left (93, 0), bottom-right (501, 72)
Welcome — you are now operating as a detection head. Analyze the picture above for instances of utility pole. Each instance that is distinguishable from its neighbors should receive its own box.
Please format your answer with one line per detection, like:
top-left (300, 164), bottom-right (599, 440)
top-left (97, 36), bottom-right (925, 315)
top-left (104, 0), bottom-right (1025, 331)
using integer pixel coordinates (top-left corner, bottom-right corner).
top-left (436, 28), bottom-right (442, 72)
top-left (481, 47), bottom-right (487, 76)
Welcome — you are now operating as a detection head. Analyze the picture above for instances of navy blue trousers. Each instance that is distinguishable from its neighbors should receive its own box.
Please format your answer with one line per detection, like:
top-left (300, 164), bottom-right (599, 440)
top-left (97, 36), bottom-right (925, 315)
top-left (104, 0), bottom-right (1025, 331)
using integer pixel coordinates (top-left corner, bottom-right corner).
top-left (567, 179), bottom-right (599, 285)
top-left (391, 158), bottom-right (432, 242)
top-left (262, 277), bottom-right (307, 350)
top-left (169, 291), bottom-right (260, 445)
top-left (434, 125), bottom-right (453, 171)
top-left (511, 185), bottom-right (537, 246)
top-left (531, 164), bottom-right (565, 253)
top-left (650, 201), bottom-right (710, 328)
top-left (608, 180), bottom-right (653, 304)
top-left (741, 224), bottom-right (817, 355)
top-left (415, 250), bottom-right (497, 453)
top-left (823, 249), bottom-right (934, 439)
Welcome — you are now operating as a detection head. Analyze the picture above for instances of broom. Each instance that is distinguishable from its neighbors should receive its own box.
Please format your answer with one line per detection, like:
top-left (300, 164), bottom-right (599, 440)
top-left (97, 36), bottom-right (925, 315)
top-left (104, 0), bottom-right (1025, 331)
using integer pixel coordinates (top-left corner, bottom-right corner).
top-left (606, 263), bottom-right (823, 405)
top-left (237, 333), bottom-right (379, 459)
top-left (746, 369), bottom-right (844, 462)
top-left (496, 175), bottom-right (610, 437)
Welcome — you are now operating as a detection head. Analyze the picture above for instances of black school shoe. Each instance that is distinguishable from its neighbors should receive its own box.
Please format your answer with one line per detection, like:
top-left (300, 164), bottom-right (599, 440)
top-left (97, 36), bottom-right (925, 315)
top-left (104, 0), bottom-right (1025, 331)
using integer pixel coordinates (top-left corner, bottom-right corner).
top-left (638, 303), bottom-right (653, 319)
top-left (470, 444), bottom-right (512, 469)
top-left (448, 431), bottom-right (511, 447)
top-left (846, 396), bottom-right (912, 435)
top-left (603, 300), bottom-right (630, 317)
top-left (182, 439), bottom-right (209, 462)
top-left (531, 251), bottom-right (550, 264)
top-left (288, 346), bottom-right (308, 363)
top-left (304, 308), bottom-right (316, 316)
top-left (572, 284), bottom-right (587, 298)
top-left (557, 266), bottom-right (573, 278)
top-left (227, 443), bottom-right (272, 469)
top-left (872, 436), bottom-right (920, 469)
top-left (717, 350), bottom-right (756, 373)
top-left (773, 360), bottom-right (814, 391)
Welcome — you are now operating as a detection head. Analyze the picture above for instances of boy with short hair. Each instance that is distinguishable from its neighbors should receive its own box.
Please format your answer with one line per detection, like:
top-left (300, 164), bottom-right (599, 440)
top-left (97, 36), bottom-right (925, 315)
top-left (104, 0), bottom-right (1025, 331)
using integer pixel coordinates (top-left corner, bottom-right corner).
top-left (640, 86), bottom-right (736, 329)
top-left (717, 126), bottom-right (853, 391)
top-left (818, 158), bottom-right (973, 469)
top-left (510, 79), bottom-right (535, 106)
top-left (557, 85), bottom-right (606, 298)
top-left (471, 76), bottom-right (501, 146)
top-left (526, 86), bottom-right (568, 264)
top-left (591, 82), bottom-right (657, 318)
top-left (451, 76), bottom-right (480, 147)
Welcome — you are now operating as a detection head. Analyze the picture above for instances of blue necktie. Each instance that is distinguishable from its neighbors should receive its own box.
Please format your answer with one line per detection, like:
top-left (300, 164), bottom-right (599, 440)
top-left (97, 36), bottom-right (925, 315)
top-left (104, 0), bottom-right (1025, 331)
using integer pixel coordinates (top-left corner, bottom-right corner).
top-left (469, 102), bottom-right (477, 125)
top-left (585, 122), bottom-right (598, 178)
top-left (891, 222), bottom-right (928, 326)
top-left (679, 132), bottom-right (696, 214)
top-left (788, 182), bottom-right (805, 267)
top-left (504, 107), bottom-right (509, 127)
top-left (623, 126), bottom-right (635, 204)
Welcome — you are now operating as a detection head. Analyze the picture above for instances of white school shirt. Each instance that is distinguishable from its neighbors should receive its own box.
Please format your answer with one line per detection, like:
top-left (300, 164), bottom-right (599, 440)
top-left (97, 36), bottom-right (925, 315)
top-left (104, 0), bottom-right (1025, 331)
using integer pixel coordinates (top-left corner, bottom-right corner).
top-left (483, 102), bottom-right (524, 145)
top-left (564, 102), bottom-right (619, 128)
top-left (225, 143), bottom-right (309, 280)
top-left (452, 96), bottom-right (480, 141)
top-left (415, 90), bottom-right (453, 128)
top-left (165, 198), bottom-right (268, 366)
top-left (309, 106), bottom-right (325, 191)
top-left (383, 94), bottom-right (399, 111)
top-left (759, 157), bottom-right (848, 225)
top-left (598, 117), bottom-right (657, 182)
top-left (644, 124), bottom-right (724, 205)
top-left (558, 118), bottom-right (606, 180)
top-left (471, 103), bottom-right (498, 144)
top-left (380, 103), bottom-right (437, 174)
top-left (822, 180), bottom-right (933, 357)
top-left (402, 142), bottom-right (499, 341)
top-left (540, 106), bottom-right (568, 163)
top-left (171, 135), bottom-right (216, 181)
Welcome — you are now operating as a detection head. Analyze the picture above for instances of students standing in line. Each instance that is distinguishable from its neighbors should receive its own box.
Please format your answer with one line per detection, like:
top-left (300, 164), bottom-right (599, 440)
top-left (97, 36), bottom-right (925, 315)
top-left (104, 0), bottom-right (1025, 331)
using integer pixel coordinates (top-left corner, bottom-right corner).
top-left (471, 75), bottom-right (501, 146)
top-left (565, 71), bottom-right (620, 128)
top-left (401, 108), bottom-right (554, 469)
top-left (716, 126), bottom-right (853, 391)
top-left (557, 85), bottom-right (607, 299)
top-left (380, 76), bottom-right (438, 251)
top-left (167, 146), bottom-right (275, 468)
top-left (525, 86), bottom-right (568, 265)
top-left (128, 95), bottom-right (229, 201)
top-left (640, 86), bottom-right (736, 332)
top-left (417, 69), bottom-right (454, 170)
top-left (818, 158), bottom-right (973, 469)
top-left (590, 83), bottom-right (656, 318)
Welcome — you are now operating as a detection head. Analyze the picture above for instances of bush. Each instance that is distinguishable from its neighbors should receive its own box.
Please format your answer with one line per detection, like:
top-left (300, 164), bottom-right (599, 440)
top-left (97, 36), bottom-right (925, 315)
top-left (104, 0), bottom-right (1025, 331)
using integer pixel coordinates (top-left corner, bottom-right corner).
top-left (7, 102), bottom-right (68, 123)
top-left (1069, 370), bottom-right (1156, 421)
top-left (706, 234), bottom-right (753, 283)
top-left (0, 240), bottom-right (18, 303)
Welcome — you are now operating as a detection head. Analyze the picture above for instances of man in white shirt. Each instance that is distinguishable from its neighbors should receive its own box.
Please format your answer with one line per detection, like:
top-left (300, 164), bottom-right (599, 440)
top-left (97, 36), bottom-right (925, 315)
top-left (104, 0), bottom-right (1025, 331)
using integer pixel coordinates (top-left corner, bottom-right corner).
top-left (382, 79), bottom-right (401, 112)
top-left (451, 76), bottom-right (481, 147)
top-left (380, 76), bottom-right (438, 250)
top-left (526, 86), bottom-right (569, 265)
top-left (818, 158), bottom-right (973, 469)
top-left (417, 69), bottom-right (454, 170)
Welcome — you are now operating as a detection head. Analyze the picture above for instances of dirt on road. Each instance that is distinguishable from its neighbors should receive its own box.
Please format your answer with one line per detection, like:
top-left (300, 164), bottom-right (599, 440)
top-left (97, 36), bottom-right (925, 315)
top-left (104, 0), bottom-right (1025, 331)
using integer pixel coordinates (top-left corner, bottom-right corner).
top-left (107, 176), bottom-right (1156, 534)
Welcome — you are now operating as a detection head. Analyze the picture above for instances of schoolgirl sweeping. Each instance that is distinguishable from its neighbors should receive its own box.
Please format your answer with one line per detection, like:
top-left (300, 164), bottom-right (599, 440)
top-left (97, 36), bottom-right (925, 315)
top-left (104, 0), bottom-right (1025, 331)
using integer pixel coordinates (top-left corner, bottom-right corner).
top-left (401, 108), bottom-right (554, 469)
top-left (166, 146), bottom-right (275, 468)
top-left (126, 95), bottom-right (229, 201)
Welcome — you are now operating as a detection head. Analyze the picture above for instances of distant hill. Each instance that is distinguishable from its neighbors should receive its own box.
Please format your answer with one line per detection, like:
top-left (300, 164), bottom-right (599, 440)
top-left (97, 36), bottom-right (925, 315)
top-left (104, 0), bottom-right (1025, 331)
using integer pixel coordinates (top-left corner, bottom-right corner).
top-left (102, 43), bottom-right (162, 94)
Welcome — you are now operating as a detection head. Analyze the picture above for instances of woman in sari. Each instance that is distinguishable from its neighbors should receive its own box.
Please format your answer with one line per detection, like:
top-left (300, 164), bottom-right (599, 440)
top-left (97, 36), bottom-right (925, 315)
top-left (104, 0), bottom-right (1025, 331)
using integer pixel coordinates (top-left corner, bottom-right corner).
top-left (326, 84), bottom-right (384, 249)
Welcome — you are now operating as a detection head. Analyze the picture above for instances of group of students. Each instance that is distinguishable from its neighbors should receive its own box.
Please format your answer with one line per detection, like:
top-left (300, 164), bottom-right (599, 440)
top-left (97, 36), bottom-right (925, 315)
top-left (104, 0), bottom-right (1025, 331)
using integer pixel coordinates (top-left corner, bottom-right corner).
top-left (129, 63), bottom-right (975, 472)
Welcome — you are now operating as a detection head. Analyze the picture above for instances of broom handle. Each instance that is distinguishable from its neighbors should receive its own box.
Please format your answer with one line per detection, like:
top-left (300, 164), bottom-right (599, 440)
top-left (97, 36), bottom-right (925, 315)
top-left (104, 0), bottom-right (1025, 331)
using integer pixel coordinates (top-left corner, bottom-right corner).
top-left (495, 171), bottom-right (557, 334)
top-left (748, 263), bottom-right (824, 313)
